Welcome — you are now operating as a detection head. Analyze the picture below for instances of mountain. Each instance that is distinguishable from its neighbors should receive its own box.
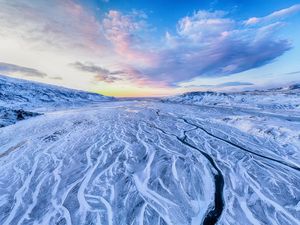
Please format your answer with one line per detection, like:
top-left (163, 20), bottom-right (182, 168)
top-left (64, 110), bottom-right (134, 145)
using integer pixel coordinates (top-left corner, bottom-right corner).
top-left (0, 75), bottom-right (113, 111)
top-left (163, 86), bottom-right (300, 111)
top-left (0, 75), bottom-right (113, 127)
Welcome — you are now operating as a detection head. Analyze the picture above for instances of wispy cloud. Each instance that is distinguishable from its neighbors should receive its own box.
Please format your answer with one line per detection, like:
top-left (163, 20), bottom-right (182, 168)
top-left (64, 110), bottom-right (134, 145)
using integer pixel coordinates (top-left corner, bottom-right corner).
top-left (245, 4), bottom-right (300, 25)
top-left (0, 62), bottom-right (47, 78)
top-left (102, 10), bottom-right (156, 67)
top-left (0, 0), bottom-right (106, 51)
top-left (186, 81), bottom-right (254, 88)
top-left (284, 70), bottom-right (300, 75)
top-left (50, 76), bottom-right (63, 80)
top-left (70, 62), bottom-right (123, 83)
top-left (218, 82), bottom-right (254, 87)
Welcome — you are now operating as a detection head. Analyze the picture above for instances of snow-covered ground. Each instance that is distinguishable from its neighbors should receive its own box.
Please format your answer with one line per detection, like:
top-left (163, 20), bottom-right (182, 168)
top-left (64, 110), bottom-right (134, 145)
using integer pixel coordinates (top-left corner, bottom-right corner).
top-left (0, 77), bottom-right (300, 225)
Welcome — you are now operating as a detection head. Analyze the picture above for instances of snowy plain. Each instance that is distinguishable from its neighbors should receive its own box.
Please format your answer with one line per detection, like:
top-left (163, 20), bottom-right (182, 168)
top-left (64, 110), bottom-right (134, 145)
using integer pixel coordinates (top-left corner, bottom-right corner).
top-left (0, 75), bottom-right (300, 225)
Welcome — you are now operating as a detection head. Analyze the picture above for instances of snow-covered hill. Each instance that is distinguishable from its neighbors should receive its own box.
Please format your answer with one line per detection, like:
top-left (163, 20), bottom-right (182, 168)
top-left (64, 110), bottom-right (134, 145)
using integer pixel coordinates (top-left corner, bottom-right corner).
top-left (164, 85), bottom-right (300, 112)
top-left (0, 75), bottom-right (113, 111)
top-left (0, 106), bottom-right (40, 128)
top-left (0, 75), bottom-right (113, 127)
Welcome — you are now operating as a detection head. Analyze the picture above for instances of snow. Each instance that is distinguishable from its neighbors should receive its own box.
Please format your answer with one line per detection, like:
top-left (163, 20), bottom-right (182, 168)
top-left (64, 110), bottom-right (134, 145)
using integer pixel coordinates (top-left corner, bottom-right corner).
top-left (0, 76), bottom-right (300, 225)
top-left (0, 75), bottom-right (113, 112)
top-left (163, 85), bottom-right (300, 113)
top-left (0, 74), bottom-right (113, 128)
top-left (0, 106), bottom-right (40, 128)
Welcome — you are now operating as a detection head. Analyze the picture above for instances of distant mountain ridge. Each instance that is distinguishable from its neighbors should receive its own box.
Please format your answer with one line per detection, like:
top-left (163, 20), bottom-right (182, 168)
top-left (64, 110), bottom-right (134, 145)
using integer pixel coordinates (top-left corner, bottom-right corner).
top-left (164, 84), bottom-right (300, 111)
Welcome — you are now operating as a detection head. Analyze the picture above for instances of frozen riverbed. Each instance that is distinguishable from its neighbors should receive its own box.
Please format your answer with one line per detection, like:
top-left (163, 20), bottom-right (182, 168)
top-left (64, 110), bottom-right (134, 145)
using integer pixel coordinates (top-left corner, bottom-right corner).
top-left (0, 101), bottom-right (300, 225)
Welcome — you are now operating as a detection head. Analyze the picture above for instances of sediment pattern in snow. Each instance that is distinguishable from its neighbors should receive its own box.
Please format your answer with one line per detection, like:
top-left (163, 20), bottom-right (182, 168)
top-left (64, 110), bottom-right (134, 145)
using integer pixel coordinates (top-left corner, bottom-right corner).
top-left (0, 102), bottom-right (300, 225)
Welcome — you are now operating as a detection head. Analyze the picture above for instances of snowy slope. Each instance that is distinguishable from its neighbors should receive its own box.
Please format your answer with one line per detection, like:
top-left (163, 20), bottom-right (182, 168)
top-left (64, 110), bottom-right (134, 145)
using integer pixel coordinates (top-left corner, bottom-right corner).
top-left (0, 75), bottom-right (113, 111)
top-left (0, 106), bottom-right (40, 128)
top-left (0, 75), bottom-right (113, 127)
top-left (164, 86), bottom-right (300, 112)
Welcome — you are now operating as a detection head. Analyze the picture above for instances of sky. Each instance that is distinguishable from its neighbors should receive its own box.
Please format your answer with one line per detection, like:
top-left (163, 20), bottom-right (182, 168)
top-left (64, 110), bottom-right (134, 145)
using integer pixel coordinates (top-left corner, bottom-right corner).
top-left (0, 0), bottom-right (299, 97)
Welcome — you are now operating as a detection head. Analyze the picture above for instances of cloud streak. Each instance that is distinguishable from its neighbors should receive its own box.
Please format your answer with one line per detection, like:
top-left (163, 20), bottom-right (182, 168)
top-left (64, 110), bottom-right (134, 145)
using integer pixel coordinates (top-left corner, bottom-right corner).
top-left (70, 62), bottom-right (123, 83)
top-left (245, 4), bottom-right (300, 25)
top-left (217, 82), bottom-right (254, 87)
top-left (185, 81), bottom-right (254, 88)
top-left (0, 62), bottom-right (47, 78)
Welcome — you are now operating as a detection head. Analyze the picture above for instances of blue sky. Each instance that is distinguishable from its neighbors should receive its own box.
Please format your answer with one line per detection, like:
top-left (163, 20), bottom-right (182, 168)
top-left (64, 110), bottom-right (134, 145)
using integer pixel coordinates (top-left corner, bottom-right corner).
top-left (0, 0), bottom-right (299, 96)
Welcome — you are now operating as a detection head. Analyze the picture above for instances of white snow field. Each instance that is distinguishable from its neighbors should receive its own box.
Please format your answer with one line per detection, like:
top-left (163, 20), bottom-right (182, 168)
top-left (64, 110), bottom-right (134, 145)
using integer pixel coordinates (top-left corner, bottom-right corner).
top-left (0, 76), bottom-right (300, 225)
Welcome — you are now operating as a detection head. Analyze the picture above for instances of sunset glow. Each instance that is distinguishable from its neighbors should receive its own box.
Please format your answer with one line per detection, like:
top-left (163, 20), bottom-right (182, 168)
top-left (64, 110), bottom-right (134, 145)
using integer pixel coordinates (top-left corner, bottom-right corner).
top-left (0, 0), bottom-right (299, 97)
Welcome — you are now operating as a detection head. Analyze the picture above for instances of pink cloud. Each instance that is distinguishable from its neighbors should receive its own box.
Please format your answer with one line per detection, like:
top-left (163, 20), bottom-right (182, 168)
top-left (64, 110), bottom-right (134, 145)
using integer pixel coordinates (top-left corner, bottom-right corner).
top-left (0, 0), bottom-right (107, 52)
top-left (54, 0), bottom-right (106, 51)
top-left (103, 10), bottom-right (158, 67)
